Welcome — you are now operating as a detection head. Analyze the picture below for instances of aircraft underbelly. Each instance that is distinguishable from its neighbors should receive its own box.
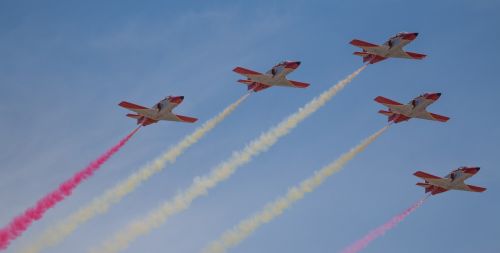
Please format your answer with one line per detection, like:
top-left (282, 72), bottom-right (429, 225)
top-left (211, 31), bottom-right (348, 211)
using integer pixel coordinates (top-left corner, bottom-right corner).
top-left (366, 47), bottom-right (388, 56)
top-left (250, 75), bottom-right (289, 87)
top-left (388, 105), bottom-right (412, 116)
top-left (128, 108), bottom-right (158, 120)
top-left (158, 113), bottom-right (178, 121)
top-left (449, 182), bottom-right (469, 191)
top-left (427, 178), bottom-right (451, 188)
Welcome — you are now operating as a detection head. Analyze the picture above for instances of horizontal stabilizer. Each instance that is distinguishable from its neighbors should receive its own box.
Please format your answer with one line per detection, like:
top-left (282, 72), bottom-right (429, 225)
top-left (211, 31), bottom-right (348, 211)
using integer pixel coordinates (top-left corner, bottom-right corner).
top-left (353, 51), bottom-right (370, 57)
top-left (244, 82), bottom-right (271, 92)
top-left (237, 79), bottom-right (253, 84)
top-left (416, 182), bottom-right (433, 193)
top-left (405, 51), bottom-right (427, 60)
top-left (431, 187), bottom-right (448, 195)
top-left (378, 110), bottom-right (393, 116)
top-left (141, 118), bottom-right (158, 126)
top-left (416, 182), bottom-right (431, 187)
top-left (126, 114), bottom-right (142, 119)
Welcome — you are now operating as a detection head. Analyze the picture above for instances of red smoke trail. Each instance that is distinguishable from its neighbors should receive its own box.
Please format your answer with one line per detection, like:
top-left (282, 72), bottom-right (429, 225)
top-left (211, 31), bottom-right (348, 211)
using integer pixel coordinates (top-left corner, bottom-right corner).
top-left (0, 126), bottom-right (141, 250)
top-left (341, 194), bottom-right (430, 253)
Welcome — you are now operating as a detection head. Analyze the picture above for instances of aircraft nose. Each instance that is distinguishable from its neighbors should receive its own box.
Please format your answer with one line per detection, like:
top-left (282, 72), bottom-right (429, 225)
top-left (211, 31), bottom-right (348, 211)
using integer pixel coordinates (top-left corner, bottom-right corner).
top-left (169, 96), bottom-right (184, 104)
top-left (462, 167), bottom-right (480, 174)
top-left (426, 92), bottom-right (441, 101)
top-left (402, 32), bottom-right (418, 41)
top-left (285, 61), bottom-right (301, 69)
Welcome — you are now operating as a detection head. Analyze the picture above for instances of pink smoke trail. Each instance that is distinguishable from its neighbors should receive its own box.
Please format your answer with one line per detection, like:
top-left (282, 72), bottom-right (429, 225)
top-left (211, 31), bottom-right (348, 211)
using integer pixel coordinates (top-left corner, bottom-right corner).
top-left (0, 126), bottom-right (141, 250)
top-left (341, 194), bottom-right (430, 253)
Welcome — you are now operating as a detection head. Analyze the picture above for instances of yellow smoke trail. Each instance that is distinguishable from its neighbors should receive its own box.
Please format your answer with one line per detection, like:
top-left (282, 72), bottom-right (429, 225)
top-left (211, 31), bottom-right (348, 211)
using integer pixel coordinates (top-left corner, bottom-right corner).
top-left (21, 94), bottom-right (250, 253)
top-left (203, 125), bottom-right (389, 253)
top-left (89, 65), bottom-right (367, 253)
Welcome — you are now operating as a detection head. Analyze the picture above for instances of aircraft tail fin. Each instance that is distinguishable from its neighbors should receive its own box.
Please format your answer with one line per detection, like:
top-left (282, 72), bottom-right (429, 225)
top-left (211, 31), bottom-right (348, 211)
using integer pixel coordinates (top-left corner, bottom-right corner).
top-left (126, 114), bottom-right (148, 125)
top-left (237, 80), bottom-right (270, 92)
top-left (378, 110), bottom-right (409, 123)
top-left (353, 51), bottom-right (377, 63)
top-left (416, 182), bottom-right (436, 194)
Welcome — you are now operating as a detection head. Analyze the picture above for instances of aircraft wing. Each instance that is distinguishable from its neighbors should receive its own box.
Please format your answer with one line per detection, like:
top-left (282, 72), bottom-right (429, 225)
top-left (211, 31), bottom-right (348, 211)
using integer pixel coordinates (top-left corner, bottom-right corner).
top-left (159, 112), bottom-right (198, 123)
top-left (233, 67), bottom-right (263, 79)
top-left (389, 49), bottom-right (427, 60)
top-left (279, 79), bottom-right (310, 88)
top-left (413, 111), bottom-right (450, 122)
top-left (414, 171), bottom-right (450, 185)
top-left (453, 183), bottom-right (487, 193)
top-left (119, 101), bottom-right (157, 118)
top-left (374, 96), bottom-right (410, 111)
top-left (350, 39), bottom-right (381, 50)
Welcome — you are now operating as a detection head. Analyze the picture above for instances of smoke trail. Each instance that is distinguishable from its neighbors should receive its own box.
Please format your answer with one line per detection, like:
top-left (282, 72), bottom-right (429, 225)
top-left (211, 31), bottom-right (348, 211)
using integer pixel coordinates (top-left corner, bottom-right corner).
top-left (89, 65), bottom-right (367, 253)
top-left (0, 127), bottom-right (140, 251)
top-left (340, 195), bottom-right (429, 253)
top-left (21, 94), bottom-right (249, 253)
top-left (203, 126), bottom-right (388, 253)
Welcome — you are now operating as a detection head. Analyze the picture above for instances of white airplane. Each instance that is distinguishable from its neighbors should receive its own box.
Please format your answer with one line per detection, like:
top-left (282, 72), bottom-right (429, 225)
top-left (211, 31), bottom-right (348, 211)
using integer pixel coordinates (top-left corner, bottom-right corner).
top-left (375, 92), bottom-right (450, 123)
top-left (233, 61), bottom-right (310, 92)
top-left (414, 167), bottom-right (487, 195)
top-left (350, 32), bottom-right (426, 64)
top-left (119, 96), bottom-right (197, 126)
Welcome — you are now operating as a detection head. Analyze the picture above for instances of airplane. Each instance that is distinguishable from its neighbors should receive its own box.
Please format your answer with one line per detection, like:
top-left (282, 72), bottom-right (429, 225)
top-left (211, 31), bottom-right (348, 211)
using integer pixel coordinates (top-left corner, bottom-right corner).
top-left (350, 32), bottom-right (426, 64)
top-left (414, 167), bottom-right (487, 195)
top-left (119, 96), bottom-right (198, 126)
top-left (233, 61), bottom-right (310, 92)
top-left (374, 92), bottom-right (450, 124)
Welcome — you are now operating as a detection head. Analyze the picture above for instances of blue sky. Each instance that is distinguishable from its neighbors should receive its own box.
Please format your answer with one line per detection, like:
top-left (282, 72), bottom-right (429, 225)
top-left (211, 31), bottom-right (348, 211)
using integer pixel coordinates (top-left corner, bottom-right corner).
top-left (1, 1), bottom-right (499, 252)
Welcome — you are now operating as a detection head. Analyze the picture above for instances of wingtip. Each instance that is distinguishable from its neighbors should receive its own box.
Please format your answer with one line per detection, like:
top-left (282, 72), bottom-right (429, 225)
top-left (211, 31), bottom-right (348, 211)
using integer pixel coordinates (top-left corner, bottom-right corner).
top-left (176, 115), bottom-right (198, 123)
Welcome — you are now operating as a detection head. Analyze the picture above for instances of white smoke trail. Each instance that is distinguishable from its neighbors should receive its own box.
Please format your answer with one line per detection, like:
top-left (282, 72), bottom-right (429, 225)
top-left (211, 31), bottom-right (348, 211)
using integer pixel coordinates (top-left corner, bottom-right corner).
top-left (21, 94), bottom-right (250, 253)
top-left (203, 126), bottom-right (389, 253)
top-left (89, 65), bottom-right (367, 253)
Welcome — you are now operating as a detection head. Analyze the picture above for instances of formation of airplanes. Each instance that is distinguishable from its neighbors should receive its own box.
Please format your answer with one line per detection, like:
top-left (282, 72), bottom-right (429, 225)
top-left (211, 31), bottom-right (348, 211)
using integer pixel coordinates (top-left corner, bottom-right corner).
top-left (118, 32), bottom-right (486, 196)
